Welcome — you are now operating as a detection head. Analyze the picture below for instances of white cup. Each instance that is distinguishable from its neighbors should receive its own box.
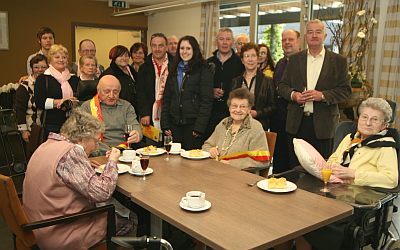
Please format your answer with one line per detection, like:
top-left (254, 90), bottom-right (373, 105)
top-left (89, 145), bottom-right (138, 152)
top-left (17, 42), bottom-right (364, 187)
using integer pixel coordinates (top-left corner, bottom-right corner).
top-left (171, 143), bottom-right (181, 153)
top-left (181, 191), bottom-right (206, 208)
top-left (123, 149), bottom-right (136, 160)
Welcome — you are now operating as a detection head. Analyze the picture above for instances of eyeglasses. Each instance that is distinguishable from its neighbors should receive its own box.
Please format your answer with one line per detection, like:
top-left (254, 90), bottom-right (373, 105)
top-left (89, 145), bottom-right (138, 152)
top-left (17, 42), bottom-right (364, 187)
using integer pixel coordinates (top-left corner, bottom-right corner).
top-left (81, 49), bottom-right (96, 53)
top-left (359, 114), bottom-right (384, 125)
top-left (243, 54), bottom-right (258, 59)
top-left (230, 104), bottom-right (249, 110)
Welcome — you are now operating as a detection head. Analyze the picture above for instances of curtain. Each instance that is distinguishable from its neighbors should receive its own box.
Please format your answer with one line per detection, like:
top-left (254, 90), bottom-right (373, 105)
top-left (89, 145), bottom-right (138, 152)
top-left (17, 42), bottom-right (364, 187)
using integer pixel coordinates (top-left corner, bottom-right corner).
top-left (375, 0), bottom-right (400, 128)
top-left (199, 0), bottom-right (220, 58)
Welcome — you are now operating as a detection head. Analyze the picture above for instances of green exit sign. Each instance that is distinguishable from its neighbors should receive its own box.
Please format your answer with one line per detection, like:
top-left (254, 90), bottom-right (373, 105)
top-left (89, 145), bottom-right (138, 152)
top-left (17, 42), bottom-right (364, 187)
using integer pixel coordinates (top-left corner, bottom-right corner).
top-left (112, 0), bottom-right (127, 8)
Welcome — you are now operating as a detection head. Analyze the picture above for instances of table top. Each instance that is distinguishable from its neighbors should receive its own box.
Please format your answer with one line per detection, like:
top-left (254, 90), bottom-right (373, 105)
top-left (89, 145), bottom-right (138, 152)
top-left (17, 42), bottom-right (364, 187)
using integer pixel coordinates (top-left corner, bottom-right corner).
top-left (93, 154), bottom-right (353, 250)
top-left (280, 168), bottom-right (397, 209)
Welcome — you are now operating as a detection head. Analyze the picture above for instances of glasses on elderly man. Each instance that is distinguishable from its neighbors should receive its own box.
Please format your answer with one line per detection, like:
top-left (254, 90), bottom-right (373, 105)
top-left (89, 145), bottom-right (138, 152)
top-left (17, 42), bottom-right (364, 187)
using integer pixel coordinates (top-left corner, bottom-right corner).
top-left (358, 114), bottom-right (384, 125)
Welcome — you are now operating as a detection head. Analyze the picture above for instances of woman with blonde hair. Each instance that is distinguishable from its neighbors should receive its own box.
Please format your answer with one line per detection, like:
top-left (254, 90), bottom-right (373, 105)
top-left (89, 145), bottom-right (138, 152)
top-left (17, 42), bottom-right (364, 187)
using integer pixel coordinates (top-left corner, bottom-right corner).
top-left (34, 44), bottom-right (79, 139)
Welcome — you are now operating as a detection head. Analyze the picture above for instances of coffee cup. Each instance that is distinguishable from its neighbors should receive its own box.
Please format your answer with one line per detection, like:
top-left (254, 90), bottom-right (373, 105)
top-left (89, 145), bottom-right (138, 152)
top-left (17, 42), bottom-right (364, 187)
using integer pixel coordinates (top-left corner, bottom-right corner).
top-left (171, 143), bottom-right (181, 153)
top-left (181, 191), bottom-right (205, 208)
top-left (123, 149), bottom-right (136, 160)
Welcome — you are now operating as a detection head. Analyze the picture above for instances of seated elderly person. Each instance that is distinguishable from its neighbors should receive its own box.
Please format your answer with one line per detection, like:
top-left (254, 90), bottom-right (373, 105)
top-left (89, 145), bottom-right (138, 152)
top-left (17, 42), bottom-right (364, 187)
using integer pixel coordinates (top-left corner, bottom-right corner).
top-left (23, 108), bottom-right (132, 249)
top-left (81, 75), bottom-right (142, 154)
top-left (202, 88), bottom-right (270, 170)
top-left (276, 97), bottom-right (399, 250)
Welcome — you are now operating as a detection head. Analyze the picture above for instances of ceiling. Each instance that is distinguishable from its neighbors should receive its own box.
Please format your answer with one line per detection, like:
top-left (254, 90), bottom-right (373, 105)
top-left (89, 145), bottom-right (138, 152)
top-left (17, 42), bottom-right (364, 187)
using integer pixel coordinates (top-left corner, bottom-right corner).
top-left (94, 0), bottom-right (173, 6)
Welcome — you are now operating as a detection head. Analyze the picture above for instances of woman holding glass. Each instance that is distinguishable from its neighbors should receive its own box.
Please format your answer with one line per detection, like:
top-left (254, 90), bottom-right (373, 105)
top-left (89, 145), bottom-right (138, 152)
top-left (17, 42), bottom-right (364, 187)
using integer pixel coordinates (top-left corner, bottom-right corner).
top-left (161, 35), bottom-right (214, 150)
top-left (202, 88), bottom-right (270, 170)
top-left (34, 44), bottom-right (79, 140)
top-left (276, 97), bottom-right (398, 250)
top-left (231, 43), bottom-right (276, 130)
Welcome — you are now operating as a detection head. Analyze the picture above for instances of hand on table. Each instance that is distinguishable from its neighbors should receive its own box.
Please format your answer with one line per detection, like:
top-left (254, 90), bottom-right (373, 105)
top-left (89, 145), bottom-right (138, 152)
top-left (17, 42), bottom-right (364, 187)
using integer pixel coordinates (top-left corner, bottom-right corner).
top-left (209, 147), bottom-right (219, 159)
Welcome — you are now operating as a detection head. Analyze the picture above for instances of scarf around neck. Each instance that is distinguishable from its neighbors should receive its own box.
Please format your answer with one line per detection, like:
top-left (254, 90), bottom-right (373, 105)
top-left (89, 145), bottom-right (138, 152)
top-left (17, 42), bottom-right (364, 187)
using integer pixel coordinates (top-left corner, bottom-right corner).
top-left (152, 55), bottom-right (169, 129)
top-left (177, 61), bottom-right (188, 90)
top-left (45, 65), bottom-right (73, 98)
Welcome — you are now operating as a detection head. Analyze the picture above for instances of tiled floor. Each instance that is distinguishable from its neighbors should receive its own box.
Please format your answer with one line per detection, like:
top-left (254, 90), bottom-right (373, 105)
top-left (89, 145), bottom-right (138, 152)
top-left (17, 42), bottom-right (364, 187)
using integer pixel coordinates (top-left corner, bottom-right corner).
top-left (1, 197), bottom-right (399, 250)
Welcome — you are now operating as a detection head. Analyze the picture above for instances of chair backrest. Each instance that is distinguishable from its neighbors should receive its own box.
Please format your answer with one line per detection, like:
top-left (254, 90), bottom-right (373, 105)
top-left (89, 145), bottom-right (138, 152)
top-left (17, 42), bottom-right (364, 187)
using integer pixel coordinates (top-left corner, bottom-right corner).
top-left (265, 131), bottom-right (277, 158)
top-left (333, 121), bottom-right (357, 152)
top-left (0, 174), bottom-right (36, 249)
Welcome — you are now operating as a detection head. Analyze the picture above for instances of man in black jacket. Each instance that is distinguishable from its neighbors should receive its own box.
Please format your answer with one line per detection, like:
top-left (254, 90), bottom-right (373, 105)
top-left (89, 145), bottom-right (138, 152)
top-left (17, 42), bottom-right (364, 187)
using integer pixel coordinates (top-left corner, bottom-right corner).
top-left (205, 27), bottom-right (244, 139)
top-left (136, 33), bottom-right (173, 144)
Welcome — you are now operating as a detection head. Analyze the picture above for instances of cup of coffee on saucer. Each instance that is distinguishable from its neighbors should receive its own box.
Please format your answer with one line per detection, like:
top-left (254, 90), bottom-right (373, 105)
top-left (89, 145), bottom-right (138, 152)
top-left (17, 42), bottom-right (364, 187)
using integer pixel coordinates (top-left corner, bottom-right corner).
top-left (170, 143), bottom-right (182, 154)
top-left (122, 149), bottom-right (136, 161)
top-left (181, 191), bottom-right (205, 209)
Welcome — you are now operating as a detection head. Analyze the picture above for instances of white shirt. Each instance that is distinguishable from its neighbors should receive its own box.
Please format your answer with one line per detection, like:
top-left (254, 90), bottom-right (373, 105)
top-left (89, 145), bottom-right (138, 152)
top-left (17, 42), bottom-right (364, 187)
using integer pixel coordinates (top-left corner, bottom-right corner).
top-left (304, 48), bottom-right (325, 113)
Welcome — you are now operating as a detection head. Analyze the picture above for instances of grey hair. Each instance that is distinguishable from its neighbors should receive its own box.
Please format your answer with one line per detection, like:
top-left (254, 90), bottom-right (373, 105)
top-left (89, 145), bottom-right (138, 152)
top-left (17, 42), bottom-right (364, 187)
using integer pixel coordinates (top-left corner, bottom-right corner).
top-left (79, 55), bottom-right (98, 67)
top-left (217, 27), bottom-right (234, 39)
top-left (60, 108), bottom-right (104, 143)
top-left (358, 97), bottom-right (393, 124)
top-left (306, 19), bottom-right (326, 30)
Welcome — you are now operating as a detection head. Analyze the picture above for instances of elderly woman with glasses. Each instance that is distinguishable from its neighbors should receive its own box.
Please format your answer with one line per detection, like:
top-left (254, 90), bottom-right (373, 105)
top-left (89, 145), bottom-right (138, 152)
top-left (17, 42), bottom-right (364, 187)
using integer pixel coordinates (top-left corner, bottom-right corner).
top-left (22, 108), bottom-right (133, 249)
top-left (328, 97), bottom-right (398, 189)
top-left (276, 97), bottom-right (399, 250)
top-left (202, 88), bottom-right (270, 170)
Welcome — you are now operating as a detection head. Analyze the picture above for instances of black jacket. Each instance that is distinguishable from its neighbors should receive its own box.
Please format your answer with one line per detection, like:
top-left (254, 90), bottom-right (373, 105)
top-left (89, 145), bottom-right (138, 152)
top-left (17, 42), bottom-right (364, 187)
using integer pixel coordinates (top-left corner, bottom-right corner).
top-left (161, 63), bottom-right (214, 134)
top-left (100, 61), bottom-right (137, 111)
top-left (231, 70), bottom-right (276, 130)
top-left (34, 74), bottom-right (79, 126)
top-left (206, 49), bottom-right (244, 122)
top-left (136, 53), bottom-right (174, 120)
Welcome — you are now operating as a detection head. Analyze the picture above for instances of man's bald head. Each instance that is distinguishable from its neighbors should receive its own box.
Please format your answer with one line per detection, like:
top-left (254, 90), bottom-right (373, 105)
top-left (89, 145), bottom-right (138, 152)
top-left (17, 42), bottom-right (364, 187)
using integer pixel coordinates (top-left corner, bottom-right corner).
top-left (97, 75), bottom-right (121, 106)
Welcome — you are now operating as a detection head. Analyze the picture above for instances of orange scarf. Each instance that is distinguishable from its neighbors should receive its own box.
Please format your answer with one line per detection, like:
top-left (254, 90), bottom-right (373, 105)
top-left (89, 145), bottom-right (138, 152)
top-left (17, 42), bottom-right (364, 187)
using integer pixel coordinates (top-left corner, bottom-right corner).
top-left (220, 150), bottom-right (271, 162)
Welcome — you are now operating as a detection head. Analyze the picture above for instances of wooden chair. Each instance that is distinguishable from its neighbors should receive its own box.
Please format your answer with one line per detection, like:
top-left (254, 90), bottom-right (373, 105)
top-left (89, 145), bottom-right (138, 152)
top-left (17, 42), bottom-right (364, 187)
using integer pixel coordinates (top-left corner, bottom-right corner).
top-left (0, 174), bottom-right (116, 250)
top-left (259, 131), bottom-right (277, 177)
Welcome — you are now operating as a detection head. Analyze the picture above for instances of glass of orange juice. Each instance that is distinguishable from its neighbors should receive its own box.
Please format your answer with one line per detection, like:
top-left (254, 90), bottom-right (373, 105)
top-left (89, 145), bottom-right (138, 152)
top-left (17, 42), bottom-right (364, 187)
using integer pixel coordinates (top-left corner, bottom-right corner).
top-left (320, 164), bottom-right (332, 193)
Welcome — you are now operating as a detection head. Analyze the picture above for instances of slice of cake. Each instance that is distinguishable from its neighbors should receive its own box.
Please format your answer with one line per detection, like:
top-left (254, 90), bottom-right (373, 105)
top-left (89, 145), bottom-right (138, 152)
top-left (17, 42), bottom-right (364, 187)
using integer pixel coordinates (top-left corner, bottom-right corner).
top-left (267, 177), bottom-right (288, 189)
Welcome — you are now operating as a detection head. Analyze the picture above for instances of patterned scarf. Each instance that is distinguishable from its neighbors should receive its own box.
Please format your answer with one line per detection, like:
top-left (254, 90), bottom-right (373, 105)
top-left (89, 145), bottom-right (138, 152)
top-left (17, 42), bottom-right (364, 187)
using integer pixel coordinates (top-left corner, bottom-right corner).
top-left (152, 55), bottom-right (169, 129)
top-left (45, 65), bottom-right (73, 98)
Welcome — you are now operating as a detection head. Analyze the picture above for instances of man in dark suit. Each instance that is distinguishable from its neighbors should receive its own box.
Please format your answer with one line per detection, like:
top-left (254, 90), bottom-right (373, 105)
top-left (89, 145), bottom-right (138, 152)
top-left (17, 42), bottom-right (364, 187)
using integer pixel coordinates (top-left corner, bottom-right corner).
top-left (278, 19), bottom-right (351, 168)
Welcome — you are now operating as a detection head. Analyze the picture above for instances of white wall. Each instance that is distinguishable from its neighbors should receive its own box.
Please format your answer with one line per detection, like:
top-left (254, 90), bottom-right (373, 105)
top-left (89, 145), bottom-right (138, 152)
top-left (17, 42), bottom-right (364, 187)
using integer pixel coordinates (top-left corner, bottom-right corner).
top-left (147, 4), bottom-right (202, 46)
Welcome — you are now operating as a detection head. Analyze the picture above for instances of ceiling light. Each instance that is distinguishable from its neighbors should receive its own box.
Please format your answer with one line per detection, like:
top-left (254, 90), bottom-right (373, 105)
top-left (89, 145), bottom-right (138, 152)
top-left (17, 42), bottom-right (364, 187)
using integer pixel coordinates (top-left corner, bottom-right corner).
top-left (258, 11), bottom-right (267, 15)
top-left (219, 16), bottom-right (224, 19)
top-left (313, 4), bottom-right (320, 10)
top-left (238, 13), bottom-right (250, 17)
top-left (223, 14), bottom-right (237, 19)
top-left (287, 7), bottom-right (301, 12)
top-left (332, 1), bottom-right (343, 8)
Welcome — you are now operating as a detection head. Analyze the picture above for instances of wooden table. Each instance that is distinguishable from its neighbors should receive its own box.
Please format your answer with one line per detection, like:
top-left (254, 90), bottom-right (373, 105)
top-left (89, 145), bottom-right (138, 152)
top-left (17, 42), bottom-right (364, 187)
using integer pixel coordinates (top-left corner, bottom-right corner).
top-left (94, 154), bottom-right (353, 250)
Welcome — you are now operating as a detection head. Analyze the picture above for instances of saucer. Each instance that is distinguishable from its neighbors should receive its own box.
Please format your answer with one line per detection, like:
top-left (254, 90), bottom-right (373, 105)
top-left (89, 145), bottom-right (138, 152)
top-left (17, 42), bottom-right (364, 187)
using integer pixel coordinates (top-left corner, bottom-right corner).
top-left (119, 156), bottom-right (138, 162)
top-left (129, 167), bottom-right (154, 176)
top-left (169, 149), bottom-right (184, 155)
top-left (179, 200), bottom-right (211, 212)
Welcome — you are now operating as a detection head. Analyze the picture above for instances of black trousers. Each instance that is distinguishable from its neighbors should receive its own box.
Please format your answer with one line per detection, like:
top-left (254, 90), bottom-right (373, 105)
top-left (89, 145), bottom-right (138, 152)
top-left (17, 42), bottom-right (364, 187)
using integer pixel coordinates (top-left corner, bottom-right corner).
top-left (171, 123), bottom-right (204, 150)
top-left (287, 114), bottom-right (333, 169)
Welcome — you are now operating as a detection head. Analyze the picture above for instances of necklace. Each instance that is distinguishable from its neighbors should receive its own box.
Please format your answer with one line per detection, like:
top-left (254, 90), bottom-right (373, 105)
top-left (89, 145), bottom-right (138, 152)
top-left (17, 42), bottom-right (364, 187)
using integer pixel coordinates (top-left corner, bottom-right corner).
top-left (221, 124), bottom-right (239, 152)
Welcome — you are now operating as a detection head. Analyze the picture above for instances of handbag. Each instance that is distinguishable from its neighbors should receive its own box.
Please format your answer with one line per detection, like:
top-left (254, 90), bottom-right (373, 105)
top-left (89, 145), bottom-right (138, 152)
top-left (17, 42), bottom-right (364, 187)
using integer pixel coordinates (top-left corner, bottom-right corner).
top-left (27, 76), bottom-right (48, 153)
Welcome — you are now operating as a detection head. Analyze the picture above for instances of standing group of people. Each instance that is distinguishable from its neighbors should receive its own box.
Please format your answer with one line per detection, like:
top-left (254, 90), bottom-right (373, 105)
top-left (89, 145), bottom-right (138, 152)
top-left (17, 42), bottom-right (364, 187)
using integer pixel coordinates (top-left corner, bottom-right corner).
top-left (15, 18), bottom-right (399, 250)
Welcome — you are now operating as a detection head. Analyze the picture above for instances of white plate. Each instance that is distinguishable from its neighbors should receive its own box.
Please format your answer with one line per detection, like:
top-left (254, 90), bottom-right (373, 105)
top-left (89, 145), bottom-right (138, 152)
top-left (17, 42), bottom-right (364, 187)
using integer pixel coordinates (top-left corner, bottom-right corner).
top-left (180, 150), bottom-right (211, 160)
top-left (128, 167), bottom-right (154, 176)
top-left (118, 156), bottom-right (139, 162)
top-left (179, 200), bottom-right (212, 212)
top-left (256, 179), bottom-right (297, 193)
top-left (169, 149), bottom-right (184, 155)
top-left (95, 164), bottom-right (131, 174)
top-left (137, 147), bottom-right (166, 156)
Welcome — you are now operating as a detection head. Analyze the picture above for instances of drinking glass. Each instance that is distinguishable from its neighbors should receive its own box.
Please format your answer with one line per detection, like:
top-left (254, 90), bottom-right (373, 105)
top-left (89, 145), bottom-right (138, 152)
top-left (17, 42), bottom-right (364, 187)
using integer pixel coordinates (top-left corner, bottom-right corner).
top-left (217, 82), bottom-right (224, 102)
top-left (320, 164), bottom-right (332, 193)
top-left (140, 154), bottom-right (149, 180)
top-left (300, 86), bottom-right (307, 108)
top-left (164, 135), bottom-right (173, 161)
top-left (125, 124), bottom-right (134, 149)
